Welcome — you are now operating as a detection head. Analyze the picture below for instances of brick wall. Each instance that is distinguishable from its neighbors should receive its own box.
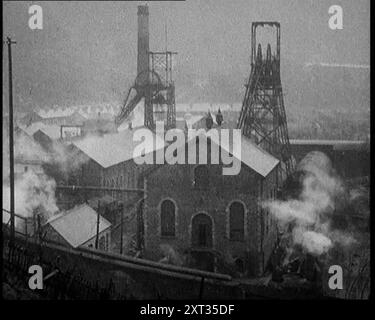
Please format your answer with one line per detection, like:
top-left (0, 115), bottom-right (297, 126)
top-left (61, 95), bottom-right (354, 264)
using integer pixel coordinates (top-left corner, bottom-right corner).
top-left (144, 162), bottom-right (278, 277)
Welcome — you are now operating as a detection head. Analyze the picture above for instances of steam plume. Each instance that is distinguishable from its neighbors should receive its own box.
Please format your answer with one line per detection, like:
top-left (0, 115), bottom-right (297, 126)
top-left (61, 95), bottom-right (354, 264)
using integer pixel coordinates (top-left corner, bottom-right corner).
top-left (2, 169), bottom-right (58, 228)
top-left (263, 151), bottom-right (355, 256)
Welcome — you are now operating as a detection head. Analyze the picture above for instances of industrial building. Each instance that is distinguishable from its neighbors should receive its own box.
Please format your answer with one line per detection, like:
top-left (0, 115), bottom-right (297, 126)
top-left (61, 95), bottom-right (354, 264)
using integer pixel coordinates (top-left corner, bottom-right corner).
top-left (2, 2), bottom-right (370, 300)
top-left (142, 133), bottom-right (280, 276)
top-left (6, 6), bottom-right (292, 275)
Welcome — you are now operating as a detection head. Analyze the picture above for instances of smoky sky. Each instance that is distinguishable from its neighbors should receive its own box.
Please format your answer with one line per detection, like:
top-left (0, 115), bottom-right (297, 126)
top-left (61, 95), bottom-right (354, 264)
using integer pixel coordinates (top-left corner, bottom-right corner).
top-left (2, 0), bottom-right (370, 108)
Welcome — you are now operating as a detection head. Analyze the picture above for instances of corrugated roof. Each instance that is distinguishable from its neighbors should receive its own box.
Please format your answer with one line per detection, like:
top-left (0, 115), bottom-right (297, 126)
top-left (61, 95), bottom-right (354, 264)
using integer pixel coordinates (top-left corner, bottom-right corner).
top-left (46, 204), bottom-right (111, 248)
top-left (72, 127), bottom-right (166, 168)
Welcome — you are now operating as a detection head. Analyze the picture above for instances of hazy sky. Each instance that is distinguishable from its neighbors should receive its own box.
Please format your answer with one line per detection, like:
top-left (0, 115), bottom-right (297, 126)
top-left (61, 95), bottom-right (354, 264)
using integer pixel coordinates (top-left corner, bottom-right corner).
top-left (3, 0), bottom-right (370, 107)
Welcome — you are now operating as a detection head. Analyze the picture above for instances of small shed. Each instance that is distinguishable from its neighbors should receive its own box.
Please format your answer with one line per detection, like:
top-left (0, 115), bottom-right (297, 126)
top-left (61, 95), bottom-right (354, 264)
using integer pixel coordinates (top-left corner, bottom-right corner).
top-left (44, 204), bottom-right (111, 251)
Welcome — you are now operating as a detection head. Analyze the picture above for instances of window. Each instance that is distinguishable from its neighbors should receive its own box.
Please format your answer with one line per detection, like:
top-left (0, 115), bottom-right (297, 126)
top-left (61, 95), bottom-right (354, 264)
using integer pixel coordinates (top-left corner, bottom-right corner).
top-left (229, 201), bottom-right (245, 241)
top-left (194, 165), bottom-right (209, 189)
top-left (160, 200), bottom-right (176, 237)
top-left (198, 224), bottom-right (208, 246)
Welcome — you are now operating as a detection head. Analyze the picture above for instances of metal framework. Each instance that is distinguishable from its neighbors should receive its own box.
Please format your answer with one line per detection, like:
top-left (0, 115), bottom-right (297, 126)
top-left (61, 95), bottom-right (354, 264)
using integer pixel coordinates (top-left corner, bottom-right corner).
top-left (148, 51), bottom-right (177, 130)
top-left (115, 51), bottom-right (177, 131)
top-left (237, 22), bottom-right (294, 182)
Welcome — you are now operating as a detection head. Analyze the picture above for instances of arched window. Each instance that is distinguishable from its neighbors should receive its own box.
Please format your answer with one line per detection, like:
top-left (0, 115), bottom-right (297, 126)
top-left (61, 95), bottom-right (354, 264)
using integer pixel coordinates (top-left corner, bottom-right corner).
top-left (194, 165), bottom-right (209, 189)
top-left (229, 201), bottom-right (245, 241)
top-left (160, 200), bottom-right (176, 237)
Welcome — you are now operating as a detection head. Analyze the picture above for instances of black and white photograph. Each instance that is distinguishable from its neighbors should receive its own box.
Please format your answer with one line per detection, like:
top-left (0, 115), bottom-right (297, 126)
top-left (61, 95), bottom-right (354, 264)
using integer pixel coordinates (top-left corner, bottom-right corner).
top-left (2, 0), bottom-right (371, 305)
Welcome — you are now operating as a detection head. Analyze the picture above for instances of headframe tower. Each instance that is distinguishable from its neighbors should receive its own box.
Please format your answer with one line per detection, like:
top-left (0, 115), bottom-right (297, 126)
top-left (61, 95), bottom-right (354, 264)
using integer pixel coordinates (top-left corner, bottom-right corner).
top-left (237, 22), bottom-right (295, 183)
top-left (115, 5), bottom-right (176, 131)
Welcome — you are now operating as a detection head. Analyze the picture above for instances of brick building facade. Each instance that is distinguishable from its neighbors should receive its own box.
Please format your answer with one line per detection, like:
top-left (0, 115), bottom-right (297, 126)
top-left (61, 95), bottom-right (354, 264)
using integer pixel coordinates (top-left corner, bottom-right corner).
top-left (142, 133), bottom-right (280, 277)
top-left (47, 126), bottom-right (281, 277)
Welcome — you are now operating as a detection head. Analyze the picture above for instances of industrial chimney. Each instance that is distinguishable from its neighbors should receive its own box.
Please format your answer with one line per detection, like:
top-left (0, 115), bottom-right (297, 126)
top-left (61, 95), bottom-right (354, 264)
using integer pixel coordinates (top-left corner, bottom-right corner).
top-left (137, 5), bottom-right (149, 86)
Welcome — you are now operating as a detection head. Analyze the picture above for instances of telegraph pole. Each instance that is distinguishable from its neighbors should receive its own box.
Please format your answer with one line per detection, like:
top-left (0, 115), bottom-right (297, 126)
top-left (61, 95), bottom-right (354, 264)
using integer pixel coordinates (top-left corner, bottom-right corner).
top-left (6, 37), bottom-right (16, 245)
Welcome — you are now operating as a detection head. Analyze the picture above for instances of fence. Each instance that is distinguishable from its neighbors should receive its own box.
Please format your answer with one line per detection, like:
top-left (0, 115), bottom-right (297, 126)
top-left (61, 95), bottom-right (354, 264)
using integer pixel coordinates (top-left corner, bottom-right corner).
top-left (2, 230), bottom-right (246, 300)
top-left (3, 238), bottom-right (126, 300)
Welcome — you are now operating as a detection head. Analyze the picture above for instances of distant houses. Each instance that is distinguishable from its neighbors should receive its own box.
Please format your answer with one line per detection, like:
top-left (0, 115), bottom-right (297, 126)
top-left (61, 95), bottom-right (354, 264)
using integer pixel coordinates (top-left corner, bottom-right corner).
top-left (12, 127), bottom-right (47, 176)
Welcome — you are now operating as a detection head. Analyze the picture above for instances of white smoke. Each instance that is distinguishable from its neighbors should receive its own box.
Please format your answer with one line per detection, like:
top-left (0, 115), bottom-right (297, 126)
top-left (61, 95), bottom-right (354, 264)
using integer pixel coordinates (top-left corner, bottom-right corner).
top-left (2, 168), bottom-right (58, 228)
top-left (2, 128), bottom-right (60, 229)
top-left (263, 151), bottom-right (355, 256)
top-left (15, 132), bottom-right (50, 162)
top-left (48, 140), bottom-right (90, 174)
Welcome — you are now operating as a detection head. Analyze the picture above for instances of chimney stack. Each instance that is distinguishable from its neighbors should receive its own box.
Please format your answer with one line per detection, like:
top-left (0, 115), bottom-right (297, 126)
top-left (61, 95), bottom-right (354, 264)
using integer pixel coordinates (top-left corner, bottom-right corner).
top-left (137, 5), bottom-right (149, 86)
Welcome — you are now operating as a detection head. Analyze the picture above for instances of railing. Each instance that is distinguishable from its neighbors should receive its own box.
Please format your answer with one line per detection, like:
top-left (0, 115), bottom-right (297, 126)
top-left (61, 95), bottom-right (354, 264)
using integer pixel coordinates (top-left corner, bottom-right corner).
top-left (2, 208), bottom-right (34, 239)
top-left (3, 238), bottom-right (122, 300)
top-left (2, 232), bottom-right (241, 300)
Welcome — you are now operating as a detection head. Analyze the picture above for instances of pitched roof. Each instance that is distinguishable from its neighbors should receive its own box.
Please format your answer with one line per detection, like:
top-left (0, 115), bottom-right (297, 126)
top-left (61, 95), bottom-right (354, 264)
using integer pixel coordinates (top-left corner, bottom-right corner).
top-left (236, 135), bottom-right (280, 177)
top-left (164, 130), bottom-right (279, 177)
top-left (22, 122), bottom-right (61, 140)
top-left (19, 111), bottom-right (43, 124)
top-left (46, 204), bottom-right (111, 248)
top-left (72, 127), bottom-right (166, 168)
top-left (14, 127), bottom-right (49, 163)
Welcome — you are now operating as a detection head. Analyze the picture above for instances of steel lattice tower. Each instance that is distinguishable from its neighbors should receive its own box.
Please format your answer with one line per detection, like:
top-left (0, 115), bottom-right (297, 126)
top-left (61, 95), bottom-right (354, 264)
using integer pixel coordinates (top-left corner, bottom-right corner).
top-left (237, 22), bottom-right (294, 182)
top-left (146, 51), bottom-right (177, 130)
top-left (115, 5), bottom-right (177, 131)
